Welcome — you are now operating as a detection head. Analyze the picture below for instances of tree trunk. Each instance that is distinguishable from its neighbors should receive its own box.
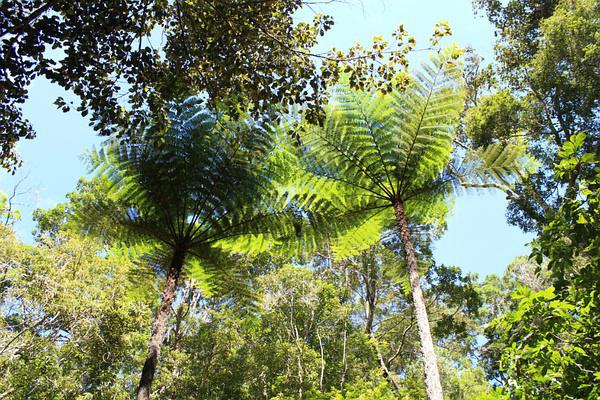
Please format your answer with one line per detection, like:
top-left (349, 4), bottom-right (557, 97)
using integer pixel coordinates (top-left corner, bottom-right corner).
top-left (136, 249), bottom-right (185, 400)
top-left (371, 332), bottom-right (401, 395)
top-left (393, 200), bottom-right (444, 400)
top-left (361, 257), bottom-right (400, 395)
top-left (363, 262), bottom-right (377, 335)
top-left (340, 263), bottom-right (349, 388)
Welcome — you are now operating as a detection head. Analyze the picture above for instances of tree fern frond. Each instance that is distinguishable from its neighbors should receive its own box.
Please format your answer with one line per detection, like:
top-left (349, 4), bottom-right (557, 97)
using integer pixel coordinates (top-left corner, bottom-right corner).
top-left (294, 48), bottom-right (467, 265)
top-left (183, 251), bottom-right (257, 309)
top-left (454, 142), bottom-right (532, 192)
top-left (83, 100), bottom-right (309, 312)
top-left (331, 208), bottom-right (394, 260)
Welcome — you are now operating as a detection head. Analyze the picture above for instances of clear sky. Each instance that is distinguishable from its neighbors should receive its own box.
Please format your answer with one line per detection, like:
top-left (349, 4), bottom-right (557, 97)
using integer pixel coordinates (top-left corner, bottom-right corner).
top-left (0, 0), bottom-right (533, 278)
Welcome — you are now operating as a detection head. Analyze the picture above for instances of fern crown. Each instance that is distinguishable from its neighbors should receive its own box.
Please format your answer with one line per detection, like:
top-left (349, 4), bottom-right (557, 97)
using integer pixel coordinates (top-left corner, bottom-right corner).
top-left (299, 49), bottom-right (528, 259)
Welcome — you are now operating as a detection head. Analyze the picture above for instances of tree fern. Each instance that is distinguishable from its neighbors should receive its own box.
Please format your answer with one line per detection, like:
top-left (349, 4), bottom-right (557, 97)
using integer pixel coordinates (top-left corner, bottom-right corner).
top-left (296, 48), bottom-right (528, 400)
top-left (86, 97), bottom-right (298, 399)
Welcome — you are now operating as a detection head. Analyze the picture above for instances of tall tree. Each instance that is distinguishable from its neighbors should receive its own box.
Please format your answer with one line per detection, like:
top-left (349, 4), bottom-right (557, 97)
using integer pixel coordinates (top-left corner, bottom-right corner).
top-left (469, 0), bottom-right (599, 231)
top-left (463, 2), bottom-right (599, 394)
top-left (298, 49), bottom-right (527, 399)
top-left (87, 98), bottom-right (294, 399)
top-left (482, 134), bottom-right (599, 399)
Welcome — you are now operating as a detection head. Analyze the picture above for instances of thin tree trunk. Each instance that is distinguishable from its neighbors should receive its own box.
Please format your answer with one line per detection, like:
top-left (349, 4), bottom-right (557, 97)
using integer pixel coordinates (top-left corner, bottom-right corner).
top-left (362, 264), bottom-right (399, 395)
top-left (340, 319), bottom-right (348, 387)
top-left (136, 249), bottom-right (185, 400)
top-left (340, 263), bottom-right (349, 388)
top-left (317, 330), bottom-right (325, 390)
top-left (393, 200), bottom-right (444, 400)
top-left (363, 269), bottom-right (376, 336)
top-left (371, 334), bottom-right (401, 395)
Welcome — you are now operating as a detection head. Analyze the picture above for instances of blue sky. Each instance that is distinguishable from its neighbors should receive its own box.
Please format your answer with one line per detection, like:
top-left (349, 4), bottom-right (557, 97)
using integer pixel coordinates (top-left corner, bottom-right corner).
top-left (0, 0), bottom-right (533, 278)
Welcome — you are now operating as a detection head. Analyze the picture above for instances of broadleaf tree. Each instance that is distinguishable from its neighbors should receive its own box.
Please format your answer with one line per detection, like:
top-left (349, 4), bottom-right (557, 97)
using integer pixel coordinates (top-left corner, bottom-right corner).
top-left (469, 0), bottom-right (599, 231)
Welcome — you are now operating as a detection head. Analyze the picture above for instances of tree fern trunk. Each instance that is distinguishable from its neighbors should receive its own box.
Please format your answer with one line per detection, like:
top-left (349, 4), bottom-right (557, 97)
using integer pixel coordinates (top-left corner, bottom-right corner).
top-left (136, 249), bottom-right (185, 400)
top-left (393, 200), bottom-right (444, 400)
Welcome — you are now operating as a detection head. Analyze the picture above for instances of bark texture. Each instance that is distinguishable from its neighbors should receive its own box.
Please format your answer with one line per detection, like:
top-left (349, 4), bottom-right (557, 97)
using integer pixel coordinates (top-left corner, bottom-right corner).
top-left (136, 249), bottom-right (185, 400)
top-left (393, 200), bottom-right (444, 400)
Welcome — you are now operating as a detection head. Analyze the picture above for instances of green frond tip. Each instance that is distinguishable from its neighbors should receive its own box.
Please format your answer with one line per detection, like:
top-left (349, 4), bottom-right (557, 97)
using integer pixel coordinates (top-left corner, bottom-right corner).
top-left (331, 209), bottom-right (393, 261)
top-left (184, 257), bottom-right (215, 297)
top-left (213, 233), bottom-right (281, 257)
top-left (457, 142), bottom-right (532, 190)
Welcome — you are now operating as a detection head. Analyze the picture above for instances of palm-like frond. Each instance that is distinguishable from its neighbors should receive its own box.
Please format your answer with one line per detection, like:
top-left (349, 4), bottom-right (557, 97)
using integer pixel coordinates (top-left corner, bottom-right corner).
top-left (296, 50), bottom-right (465, 258)
top-left (184, 247), bottom-right (259, 307)
top-left (306, 52), bottom-right (462, 200)
top-left (86, 98), bottom-right (297, 300)
top-left (452, 142), bottom-right (532, 192)
top-left (330, 208), bottom-right (393, 260)
top-left (296, 48), bottom-right (530, 262)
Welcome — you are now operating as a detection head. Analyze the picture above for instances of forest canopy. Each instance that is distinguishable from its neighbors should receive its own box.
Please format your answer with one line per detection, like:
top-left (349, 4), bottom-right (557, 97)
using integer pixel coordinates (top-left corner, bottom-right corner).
top-left (0, 0), bottom-right (598, 399)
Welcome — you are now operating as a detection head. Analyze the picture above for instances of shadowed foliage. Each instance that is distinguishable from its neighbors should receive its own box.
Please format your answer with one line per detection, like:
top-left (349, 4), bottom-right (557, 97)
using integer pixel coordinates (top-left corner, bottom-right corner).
top-left (87, 97), bottom-right (303, 399)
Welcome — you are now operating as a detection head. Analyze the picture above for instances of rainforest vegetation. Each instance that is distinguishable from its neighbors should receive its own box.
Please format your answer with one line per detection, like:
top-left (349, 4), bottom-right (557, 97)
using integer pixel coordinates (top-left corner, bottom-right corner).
top-left (0, 0), bottom-right (598, 399)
